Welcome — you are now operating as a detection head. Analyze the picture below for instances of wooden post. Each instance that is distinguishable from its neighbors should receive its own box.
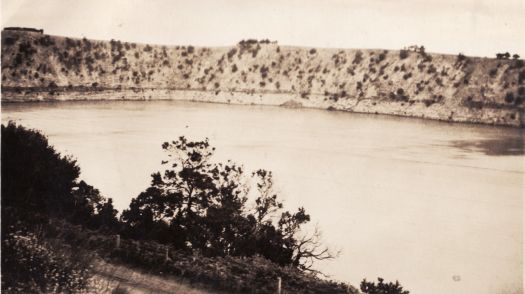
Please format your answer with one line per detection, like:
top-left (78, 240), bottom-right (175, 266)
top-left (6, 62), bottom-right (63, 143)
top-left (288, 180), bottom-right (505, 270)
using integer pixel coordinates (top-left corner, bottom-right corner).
top-left (277, 277), bottom-right (282, 294)
top-left (115, 234), bottom-right (120, 249)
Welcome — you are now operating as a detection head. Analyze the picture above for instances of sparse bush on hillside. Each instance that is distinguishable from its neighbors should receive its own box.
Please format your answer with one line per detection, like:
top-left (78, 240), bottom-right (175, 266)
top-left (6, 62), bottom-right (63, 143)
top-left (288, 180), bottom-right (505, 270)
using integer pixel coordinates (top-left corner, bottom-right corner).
top-left (513, 59), bottom-right (524, 69)
top-left (505, 92), bottom-right (515, 103)
top-left (520, 70), bottom-right (525, 84)
top-left (3, 36), bottom-right (17, 46)
top-left (377, 51), bottom-right (387, 63)
top-left (227, 48), bottom-right (237, 59)
top-left (399, 50), bottom-right (409, 59)
top-left (496, 52), bottom-right (510, 60)
top-left (352, 51), bottom-right (363, 65)
top-left (38, 35), bottom-right (54, 47)
top-left (309, 48), bottom-right (317, 55)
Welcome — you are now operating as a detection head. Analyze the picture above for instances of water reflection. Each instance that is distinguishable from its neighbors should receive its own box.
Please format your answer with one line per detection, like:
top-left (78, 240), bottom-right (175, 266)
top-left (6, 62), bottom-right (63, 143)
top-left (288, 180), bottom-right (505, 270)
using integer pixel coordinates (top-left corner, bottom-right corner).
top-left (449, 137), bottom-right (525, 156)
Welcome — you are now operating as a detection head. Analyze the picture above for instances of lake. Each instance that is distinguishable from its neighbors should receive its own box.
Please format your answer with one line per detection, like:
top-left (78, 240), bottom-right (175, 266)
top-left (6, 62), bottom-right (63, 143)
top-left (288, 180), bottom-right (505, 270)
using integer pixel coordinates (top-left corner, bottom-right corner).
top-left (2, 100), bottom-right (523, 294)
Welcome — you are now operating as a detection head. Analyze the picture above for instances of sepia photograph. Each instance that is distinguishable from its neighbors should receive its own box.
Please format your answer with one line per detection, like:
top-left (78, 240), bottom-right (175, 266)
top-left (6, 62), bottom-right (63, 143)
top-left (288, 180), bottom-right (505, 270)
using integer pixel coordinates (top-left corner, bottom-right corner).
top-left (1, 0), bottom-right (524, 293)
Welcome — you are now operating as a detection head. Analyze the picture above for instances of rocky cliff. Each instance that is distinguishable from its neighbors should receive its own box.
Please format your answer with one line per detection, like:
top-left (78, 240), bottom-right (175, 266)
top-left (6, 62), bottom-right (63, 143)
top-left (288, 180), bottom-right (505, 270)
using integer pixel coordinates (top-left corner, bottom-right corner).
top-left (2, 30), bottom-right (524, 126)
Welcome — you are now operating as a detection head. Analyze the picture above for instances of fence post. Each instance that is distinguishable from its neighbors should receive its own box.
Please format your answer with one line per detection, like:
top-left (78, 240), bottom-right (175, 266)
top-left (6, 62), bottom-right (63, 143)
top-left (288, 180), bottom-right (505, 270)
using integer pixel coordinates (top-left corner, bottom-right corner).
top-left (115, 234), bottom-right (120, 249)
top-left (277, 277), bottom-right (282, 294)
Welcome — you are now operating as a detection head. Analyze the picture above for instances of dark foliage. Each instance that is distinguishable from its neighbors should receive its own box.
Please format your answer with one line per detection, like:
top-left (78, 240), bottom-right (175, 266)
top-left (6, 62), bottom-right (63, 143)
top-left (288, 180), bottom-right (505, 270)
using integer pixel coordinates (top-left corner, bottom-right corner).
top-left (1, 123), bottom-right (119, 230)
top-left (360, 277), bottom-right (410, 294)
top-left (496, 52), bottom-right (511, 60)
top-left (2, 230), bottom-right (92, 293)
top-left (399, 50), bottom-right (409, 59)
top-left (121, 137), bottom-right (334, 270)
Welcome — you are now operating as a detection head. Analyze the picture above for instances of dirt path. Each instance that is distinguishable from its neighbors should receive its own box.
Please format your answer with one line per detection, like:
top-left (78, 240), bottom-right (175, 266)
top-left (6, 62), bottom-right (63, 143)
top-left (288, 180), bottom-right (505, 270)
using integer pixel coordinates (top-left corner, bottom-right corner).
top-left (86, 260), bottom-right (215, 294)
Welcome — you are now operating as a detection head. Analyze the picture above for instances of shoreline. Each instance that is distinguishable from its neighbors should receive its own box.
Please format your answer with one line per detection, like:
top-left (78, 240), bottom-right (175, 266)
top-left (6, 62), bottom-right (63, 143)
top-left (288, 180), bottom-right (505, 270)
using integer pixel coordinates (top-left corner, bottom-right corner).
top-left (2, 88), bottom-right (524, 128)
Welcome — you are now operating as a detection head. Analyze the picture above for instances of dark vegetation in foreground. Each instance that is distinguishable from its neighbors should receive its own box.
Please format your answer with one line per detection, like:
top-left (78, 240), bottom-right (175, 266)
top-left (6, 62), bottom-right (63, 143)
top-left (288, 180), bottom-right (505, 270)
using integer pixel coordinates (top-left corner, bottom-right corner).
top-left (1, 122), bottom-right (409, 293)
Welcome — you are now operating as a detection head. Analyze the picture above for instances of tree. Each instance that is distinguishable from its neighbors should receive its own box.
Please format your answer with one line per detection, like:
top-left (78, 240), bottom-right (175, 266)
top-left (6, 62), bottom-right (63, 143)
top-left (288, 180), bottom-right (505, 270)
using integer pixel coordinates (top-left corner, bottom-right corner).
top-left (360, 277), bottom-right (410, 294)
top-left (121, 137), bottom-right (335, 270)
top-left (1, 122), bottom-right (119, 229)
top-left (1, 122), bottom-right (79, 217)
top-left (122, 137), bottom-right (250, 253)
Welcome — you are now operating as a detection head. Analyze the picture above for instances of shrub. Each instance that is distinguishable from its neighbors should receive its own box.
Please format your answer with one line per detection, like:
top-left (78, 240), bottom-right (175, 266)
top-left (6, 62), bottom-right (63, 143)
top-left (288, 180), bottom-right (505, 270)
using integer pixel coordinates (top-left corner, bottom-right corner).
top-left (3, 36), bottom-right (17, 46)
top-left (505, 92), bottom-right (515, 103)
top-left (38, 35), bottom-right (54, 47)
top-left (2, 231), bottom-right (92, 293)
top-left (352, 51), bottom-right (363, 64)
top-left (377, 51), bottom-right (387, 62)
top-left (399, 50), bottom-right (409, 59)
top-left (360, 277), bottom-right (409, 294)
top-left (309, 48), bottom-right (317, 55)
top-left (496, 52), bottom-right (510, 59)
top-left (227, 48), bottom-right (237, 59)
top-left (1, 123), bottom-right (118, 229)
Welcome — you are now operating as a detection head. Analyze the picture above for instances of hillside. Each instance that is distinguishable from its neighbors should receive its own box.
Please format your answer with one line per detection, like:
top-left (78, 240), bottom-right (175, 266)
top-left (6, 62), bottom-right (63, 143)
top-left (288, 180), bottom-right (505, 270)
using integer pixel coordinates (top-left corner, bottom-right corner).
top-left (2, 29), bottom-right (524, 126)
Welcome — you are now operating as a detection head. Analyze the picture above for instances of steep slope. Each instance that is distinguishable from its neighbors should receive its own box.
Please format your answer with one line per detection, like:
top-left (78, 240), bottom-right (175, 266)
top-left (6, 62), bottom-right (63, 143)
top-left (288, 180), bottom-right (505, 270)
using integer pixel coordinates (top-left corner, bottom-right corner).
top-left (2, 29), bottom-right (524, 126)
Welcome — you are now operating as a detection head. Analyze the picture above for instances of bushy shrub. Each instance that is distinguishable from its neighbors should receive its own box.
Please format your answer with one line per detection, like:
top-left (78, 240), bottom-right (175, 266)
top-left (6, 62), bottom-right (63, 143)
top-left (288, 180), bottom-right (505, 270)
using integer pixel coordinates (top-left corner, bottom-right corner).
top-left (399, 50), bottom-right (409, 59)
top-left (496, 52), bottom-right (510, 59)
top-left (1, 123), bottom-right (119, 229)
top-left (1, 231), bottom-right (92, 293)
top-left (352, 51), bottom-right (363, 64)
top-left (360, 277), bottom-right (409, 294)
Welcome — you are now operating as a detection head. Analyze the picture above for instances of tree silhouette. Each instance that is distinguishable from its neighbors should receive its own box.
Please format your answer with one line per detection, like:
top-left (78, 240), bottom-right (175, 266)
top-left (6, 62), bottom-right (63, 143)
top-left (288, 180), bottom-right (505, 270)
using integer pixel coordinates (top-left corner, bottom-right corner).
top-left (121, 136), bottom-right (335, 269)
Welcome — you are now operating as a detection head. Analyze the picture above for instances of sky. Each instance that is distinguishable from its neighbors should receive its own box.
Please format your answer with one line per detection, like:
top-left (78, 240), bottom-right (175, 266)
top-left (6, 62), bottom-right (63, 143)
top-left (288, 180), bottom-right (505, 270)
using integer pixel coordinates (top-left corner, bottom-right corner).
top-left (1, 0), bottom-right (524, 57)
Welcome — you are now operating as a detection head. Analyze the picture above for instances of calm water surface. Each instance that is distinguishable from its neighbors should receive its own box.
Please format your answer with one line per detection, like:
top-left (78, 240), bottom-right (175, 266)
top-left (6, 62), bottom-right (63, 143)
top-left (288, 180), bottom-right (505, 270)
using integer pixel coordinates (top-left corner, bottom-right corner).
top-left (2, 100), bottom-right (524, 294)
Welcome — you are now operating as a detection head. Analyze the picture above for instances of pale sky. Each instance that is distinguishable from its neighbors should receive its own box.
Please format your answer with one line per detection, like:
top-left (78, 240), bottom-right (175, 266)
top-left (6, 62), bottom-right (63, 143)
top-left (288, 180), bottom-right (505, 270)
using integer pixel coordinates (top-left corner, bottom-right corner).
top-left (1, 0), bottom-right (524, 57)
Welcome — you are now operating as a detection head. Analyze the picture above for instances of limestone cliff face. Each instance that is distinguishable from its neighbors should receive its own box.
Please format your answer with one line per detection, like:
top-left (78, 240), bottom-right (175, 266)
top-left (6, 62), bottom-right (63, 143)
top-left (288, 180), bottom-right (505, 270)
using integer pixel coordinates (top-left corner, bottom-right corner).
top-left (2, 30), bottom-right (524, 126)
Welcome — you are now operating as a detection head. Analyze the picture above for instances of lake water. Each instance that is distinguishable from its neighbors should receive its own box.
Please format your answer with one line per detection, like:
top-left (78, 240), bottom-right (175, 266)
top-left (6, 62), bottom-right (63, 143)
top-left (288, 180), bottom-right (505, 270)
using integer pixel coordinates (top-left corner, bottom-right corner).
top-left (2, 100), bottom-right (523, 294)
